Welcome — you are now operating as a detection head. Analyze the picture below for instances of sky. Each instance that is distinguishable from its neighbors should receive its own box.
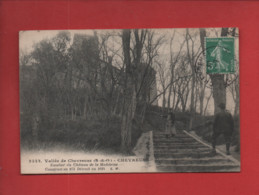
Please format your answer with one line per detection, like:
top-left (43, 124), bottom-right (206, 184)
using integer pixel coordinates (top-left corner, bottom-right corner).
top-left (19, 29), bottom-right (95, 53)
top-left (19, 28), bottom-right (190, 53)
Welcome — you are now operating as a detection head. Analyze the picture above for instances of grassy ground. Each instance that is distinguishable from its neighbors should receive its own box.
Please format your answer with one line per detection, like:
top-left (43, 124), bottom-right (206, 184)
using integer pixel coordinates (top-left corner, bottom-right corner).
top-left (21, 115), bottom-right (142, 153)
top-left (21, 106), bottom-right (240, 156)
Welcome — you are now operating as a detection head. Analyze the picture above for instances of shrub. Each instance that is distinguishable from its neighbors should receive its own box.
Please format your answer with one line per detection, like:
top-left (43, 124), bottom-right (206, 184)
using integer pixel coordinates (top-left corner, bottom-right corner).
top-left (21, 115), bottom-right (143, 153)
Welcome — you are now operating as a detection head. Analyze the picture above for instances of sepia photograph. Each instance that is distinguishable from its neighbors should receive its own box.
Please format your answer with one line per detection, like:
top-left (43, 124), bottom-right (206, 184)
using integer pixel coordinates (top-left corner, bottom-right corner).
top-left (19, 28), bottom-right (240, 174)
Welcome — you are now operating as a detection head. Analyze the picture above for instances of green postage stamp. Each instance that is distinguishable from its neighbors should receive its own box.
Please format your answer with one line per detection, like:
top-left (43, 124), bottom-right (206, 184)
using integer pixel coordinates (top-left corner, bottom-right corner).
top-left (205, 37), bottom-right (235, 74)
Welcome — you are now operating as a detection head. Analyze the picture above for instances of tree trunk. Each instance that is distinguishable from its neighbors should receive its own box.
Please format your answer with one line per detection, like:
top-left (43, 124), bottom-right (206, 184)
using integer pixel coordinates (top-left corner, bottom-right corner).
top-left (167, 84), bottom-right (172, 110)
top-left (186, 29), bottom-right (196, 131)
top-left (120, 29), bottom-right (135, 153)
top-left (234, 81), bottom-right (239, 116)
top-left (167, 36), bottom-right (175, 111)
top-left (204, 90), bottom-right (213, 115)
top-left (188, 74), bottom-right (196, 130)
top-left (199, 82), bottom-right (205, 115)
top-left (120, 29), bottom-right (147, 152)
top-left (210, 74), bottom-right (226, 114)
top-left (162, 92), bottom-right (166, 110)
top-left (112, 91), bottom-right (121, 115)
top-left (121, 83), bottom-right (136, 153)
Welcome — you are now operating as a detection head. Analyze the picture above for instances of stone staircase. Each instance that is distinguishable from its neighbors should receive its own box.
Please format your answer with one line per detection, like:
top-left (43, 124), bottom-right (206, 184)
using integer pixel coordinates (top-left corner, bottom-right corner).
top-left (153, 131), bottom-right (240, 172)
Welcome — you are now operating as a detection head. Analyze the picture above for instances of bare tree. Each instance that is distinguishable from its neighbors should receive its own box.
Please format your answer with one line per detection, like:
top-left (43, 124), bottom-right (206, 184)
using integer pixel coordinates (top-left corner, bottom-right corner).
top-left (167, 32), bottom-right (185, 111)
top-left (203, 89), bottom-right (213, 115)
top-left (228, 75), bottom-right (239, 116)
top-left (120, 29), bottom-right (165, 152)
top-left (185, 29), bottom-right (201, 130)
top-left (156, 60), bottom-right (170, 110)
top-left (121, 29), bottom-right (135, 153)
top-left (172, 55), bottom-right (191, 112)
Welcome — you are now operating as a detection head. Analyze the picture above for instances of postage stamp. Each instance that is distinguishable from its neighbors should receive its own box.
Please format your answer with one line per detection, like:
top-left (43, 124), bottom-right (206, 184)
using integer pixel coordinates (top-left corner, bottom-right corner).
top-left (205, 37), bottom-right (235, 74)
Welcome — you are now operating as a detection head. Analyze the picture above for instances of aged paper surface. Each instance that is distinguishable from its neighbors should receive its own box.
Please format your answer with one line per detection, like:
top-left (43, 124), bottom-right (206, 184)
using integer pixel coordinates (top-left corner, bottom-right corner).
top-left (20, 28), bottom-right (240, 174)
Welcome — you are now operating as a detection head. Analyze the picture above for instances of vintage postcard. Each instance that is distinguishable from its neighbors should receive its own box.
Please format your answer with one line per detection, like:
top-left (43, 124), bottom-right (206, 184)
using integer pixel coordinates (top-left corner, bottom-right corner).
top-left (20, 28), bottom-right (240, 174)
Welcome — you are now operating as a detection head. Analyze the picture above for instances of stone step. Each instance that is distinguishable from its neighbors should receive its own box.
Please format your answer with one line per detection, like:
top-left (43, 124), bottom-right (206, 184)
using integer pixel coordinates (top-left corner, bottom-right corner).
top-left (154, 132), bottom-right (186, 135)
top-left (156, 164), bottom-right (240, 172)
top-left (154, 133), bottom-right (188, 135)
top-left (154, 135), bottom-right (190, 139)
top-left (155, 158), bottom-right (234, 165)
top-left (154, 145), bottom-right (208, 149)
top-left (153, 139), bottom-right (199, 143)
top-left (153, 130), bottom-right (240, 172)
top-left (153, 143), bottom-right (205, 147)
top-left (153, 138), bottom-right (196, 142)
top-left (154, 148), bottom-right (211, 153)
top-left (154, 152), bottom-right (218, 159)
top-left (154, 134), bottom-right (188, 137)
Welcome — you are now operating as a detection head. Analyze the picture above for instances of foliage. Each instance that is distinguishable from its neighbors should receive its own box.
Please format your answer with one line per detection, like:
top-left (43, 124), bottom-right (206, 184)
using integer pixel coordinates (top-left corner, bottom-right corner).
top-left (21, 115), bottom-right (142, 153)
